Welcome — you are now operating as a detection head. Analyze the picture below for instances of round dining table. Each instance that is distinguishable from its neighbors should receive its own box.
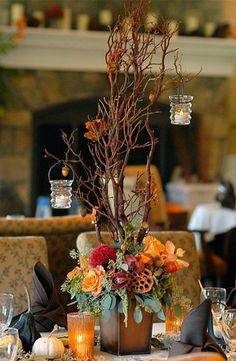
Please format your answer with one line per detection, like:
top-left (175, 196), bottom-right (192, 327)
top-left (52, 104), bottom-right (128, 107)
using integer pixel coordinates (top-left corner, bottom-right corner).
top-left (188, 202), bottom-right (236, 242)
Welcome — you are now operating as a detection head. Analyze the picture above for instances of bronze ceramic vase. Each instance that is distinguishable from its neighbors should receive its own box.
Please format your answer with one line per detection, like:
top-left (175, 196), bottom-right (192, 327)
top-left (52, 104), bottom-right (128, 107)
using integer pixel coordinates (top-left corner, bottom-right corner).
top-left (100, 301), bottom-right (153, 355)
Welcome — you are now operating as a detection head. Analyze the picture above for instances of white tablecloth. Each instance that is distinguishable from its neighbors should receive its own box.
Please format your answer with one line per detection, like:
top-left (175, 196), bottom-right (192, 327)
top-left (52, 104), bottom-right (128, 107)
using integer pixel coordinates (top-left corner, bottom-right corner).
top-left (166, 182), bottom-right (219, 211)
top-left (188, 202), bottom-right (236, 242)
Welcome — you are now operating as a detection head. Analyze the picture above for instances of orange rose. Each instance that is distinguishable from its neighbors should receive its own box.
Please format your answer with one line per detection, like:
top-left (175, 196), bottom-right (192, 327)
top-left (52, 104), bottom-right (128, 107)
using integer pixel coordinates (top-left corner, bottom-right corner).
top-left (67, 266), bottom-right (83, 281)
top-left (143, 235), bottom-right (165, 258)
top-left (82, 265), bottom-right (105, 296)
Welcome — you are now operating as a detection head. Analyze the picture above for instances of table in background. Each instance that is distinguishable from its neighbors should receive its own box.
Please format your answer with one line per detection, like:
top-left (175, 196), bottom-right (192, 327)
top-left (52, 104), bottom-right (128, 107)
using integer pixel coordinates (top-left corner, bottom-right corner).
top-left (188, 202), bottom-right (236, 287)
top-left (166, 182), bottom-right (219, 213)
top-left (188, 202), bottom-right (236, 242)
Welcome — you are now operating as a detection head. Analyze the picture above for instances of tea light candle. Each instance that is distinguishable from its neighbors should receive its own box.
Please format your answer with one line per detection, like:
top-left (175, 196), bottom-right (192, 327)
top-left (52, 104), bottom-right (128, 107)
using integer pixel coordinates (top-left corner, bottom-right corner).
top-left (165, 305), bottom-right (187, 334)
top-left (67, 312), bottom-right (95, 360)
top-left (169, 95), bottom-right (193, 126)
top-left (55, 194), bottom-right (68, 207)
top-left (174, 109), bottom-right (189, 124)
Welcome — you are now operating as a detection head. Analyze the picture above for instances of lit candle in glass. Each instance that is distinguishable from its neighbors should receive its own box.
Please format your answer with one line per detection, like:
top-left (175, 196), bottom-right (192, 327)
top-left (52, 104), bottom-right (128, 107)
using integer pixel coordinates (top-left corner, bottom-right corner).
top-left (54, 194), bottom-right (68, 208)
top-left (165, 305), bottom-right (187, 334)
top-left (67, 312), bottom-right (95, 360)
top-left (48, 163), bottom-right (74, 209)
top-left (174, 108), bottom-right (189, 124)
top-left (169, 95), bottom-right (193, 125)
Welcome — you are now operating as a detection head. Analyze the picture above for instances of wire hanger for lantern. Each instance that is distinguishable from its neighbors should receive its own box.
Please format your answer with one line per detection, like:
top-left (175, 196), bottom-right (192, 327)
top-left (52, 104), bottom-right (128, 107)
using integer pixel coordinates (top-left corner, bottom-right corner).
top-left (48, 161), bottom-right (74, 209)
top-left (169, 64), bottom-right (193, 125)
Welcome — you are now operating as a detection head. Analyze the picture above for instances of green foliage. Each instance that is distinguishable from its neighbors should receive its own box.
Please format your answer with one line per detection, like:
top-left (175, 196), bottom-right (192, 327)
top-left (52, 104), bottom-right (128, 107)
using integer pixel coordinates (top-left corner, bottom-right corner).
top-left (134, 304), bottom-right (143, 323)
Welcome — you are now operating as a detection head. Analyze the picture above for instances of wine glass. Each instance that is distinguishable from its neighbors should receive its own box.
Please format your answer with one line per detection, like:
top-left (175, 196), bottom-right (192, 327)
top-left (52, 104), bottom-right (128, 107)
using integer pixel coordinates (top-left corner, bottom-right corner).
top-left (0, 293), bottom-right (14, 334)
top-left (0, 327), bottom-right (18, 361)
top-left (222, 309), bottom-right (236, 360)
top-left (203, 287), bottom-right (226, 322)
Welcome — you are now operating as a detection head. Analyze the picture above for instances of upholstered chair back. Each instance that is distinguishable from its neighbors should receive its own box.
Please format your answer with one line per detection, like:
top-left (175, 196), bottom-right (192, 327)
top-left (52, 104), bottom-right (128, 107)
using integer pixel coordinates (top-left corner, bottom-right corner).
top-left (0, 214), bottom-right (93, 311)
top-left (0, 236), bottom-right (48, 314)
top-left (77, 230), bottom-right (200, 306)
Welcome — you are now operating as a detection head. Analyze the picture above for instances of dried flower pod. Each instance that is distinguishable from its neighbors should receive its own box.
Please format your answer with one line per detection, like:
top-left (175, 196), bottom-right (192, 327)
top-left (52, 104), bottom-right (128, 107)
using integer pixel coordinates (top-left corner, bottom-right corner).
top-left (128, 268), bottom-right (154, 294)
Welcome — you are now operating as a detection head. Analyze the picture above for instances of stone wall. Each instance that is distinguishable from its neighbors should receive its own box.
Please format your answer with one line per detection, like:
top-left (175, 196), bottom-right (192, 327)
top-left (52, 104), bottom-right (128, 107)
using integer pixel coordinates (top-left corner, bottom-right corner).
top-left (0, 68), bottom-right (234, 215)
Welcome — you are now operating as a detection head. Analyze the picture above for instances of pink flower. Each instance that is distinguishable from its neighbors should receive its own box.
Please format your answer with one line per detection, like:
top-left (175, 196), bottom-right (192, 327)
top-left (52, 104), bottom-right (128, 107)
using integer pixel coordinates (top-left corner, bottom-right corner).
top-left (89, 244), bottom-right (117, 268)
top-left (110, 271), bottom-right (131, 290)
top-left (161, 240), bottom-right (189, 273)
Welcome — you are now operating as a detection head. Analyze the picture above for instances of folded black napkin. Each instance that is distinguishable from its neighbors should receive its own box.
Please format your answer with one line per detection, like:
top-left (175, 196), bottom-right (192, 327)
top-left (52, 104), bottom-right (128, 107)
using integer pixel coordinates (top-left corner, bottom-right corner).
top-left (168, 299), bottom-right (227, 359)
top-left (227, 287), bottom-right (236, 308)
top-left (12, 261), bottom-right (67, 332)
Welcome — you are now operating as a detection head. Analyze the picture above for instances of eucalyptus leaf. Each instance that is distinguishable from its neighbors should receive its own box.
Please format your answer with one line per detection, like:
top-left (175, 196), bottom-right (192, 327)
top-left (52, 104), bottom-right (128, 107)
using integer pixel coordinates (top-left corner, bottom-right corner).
top-left (102, 309), bottom-right (111, 321)
top-left (135, 295), bottom-right (144, 305)
top-left (121, 263), bottom-right (129, 271)
top-left (102, 295), bottom-right (112, 310)
top-left (144, 298), bottom-right (162, 313)
top-left (110, 294), bottom-right (117, 309)
top-left (163, 292), bottom-right (172, 307)
top-left (157, 308), bottom-right (165, 321)
top-left (174, 304), bottom-right (182, 317)
top-left (134, 305), bottom-right (143, 324)
top-left (118, 300), bottom-right (124, 313)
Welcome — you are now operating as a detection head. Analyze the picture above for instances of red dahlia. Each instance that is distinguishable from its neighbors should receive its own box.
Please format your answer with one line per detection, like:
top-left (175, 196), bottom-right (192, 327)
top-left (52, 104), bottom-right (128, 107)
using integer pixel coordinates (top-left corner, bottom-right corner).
top-left (89, 244), bottom-right (117, 268)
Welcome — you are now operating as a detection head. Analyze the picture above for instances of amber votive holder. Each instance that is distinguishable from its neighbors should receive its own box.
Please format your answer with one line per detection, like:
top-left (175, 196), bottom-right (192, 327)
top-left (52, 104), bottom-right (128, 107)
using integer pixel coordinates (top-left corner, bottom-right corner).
top-left (165, 305), bottom-right (187, 335)
top-left (67, 312), bottom-right (95, 360)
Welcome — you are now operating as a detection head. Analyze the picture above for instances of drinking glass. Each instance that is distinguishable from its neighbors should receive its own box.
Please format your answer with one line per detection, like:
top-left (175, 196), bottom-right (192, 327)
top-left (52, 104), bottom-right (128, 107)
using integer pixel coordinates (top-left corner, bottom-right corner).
top-left (0, 327), bottom-right (18, 361)
top-left (222, 309), bottom-right (236, 360)
top-left (203, 287), bottom-right (226, 321)
top-left (0, 293), bottom-right (14, 333)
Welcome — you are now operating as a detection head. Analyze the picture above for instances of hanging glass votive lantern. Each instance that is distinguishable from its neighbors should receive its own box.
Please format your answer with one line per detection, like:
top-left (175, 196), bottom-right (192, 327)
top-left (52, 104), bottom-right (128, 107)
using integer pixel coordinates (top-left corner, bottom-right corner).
top-left (169, 95), bottom-right (193, 125)
top-left (48, 162), bottom-right (74, 209)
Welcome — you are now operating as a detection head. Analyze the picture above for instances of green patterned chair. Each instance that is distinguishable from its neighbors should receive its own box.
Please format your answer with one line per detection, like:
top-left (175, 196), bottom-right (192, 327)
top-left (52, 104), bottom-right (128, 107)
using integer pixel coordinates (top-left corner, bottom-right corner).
top-left (77, 230), bottom-right (201, 306)
top-left (0, 236), bottom-right (48, 314)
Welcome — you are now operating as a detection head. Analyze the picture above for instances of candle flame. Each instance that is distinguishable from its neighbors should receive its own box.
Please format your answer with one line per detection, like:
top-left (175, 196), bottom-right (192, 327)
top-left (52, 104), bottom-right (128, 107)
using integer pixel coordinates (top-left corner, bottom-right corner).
top-left (77, 335), bottom-right (83, 343)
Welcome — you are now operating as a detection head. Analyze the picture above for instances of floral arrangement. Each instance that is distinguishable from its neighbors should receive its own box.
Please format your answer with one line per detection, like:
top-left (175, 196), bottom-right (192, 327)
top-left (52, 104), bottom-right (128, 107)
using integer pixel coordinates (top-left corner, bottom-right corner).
top-left (62, 234), bottom-right (188, 325)
top-left (46, 0), bottom-right (192, 323)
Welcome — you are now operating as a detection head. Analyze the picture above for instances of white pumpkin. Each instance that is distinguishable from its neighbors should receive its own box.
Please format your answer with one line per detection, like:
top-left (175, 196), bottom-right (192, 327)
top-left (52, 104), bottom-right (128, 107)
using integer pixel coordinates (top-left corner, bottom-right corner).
top-left (32, 335), bottom-right (64, 359)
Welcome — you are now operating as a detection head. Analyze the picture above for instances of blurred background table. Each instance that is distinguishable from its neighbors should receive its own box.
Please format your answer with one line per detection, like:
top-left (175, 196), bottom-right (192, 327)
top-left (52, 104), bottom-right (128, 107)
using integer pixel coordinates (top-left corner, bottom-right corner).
top-left (188, 202), bottom-right (236, 287)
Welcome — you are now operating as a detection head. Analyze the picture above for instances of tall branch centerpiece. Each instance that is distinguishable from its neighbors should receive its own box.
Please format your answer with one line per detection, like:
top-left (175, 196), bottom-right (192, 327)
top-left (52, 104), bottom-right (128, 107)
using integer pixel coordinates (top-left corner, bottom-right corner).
top-left (46, 0), bottom-right (192, 356)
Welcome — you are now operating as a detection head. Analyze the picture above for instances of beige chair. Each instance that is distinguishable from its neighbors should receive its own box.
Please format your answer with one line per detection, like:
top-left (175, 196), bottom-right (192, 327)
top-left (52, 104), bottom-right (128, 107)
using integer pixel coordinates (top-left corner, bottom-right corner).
top-left (0, 236), bottom-right (48, 314)
top-left (168, 352), bottom-right (225, 361)
top-left (124, 165), bottom-right (168, 228)
top-left (0, 214), bottom-right (93, 310)
top-left (77, 230), bottom-right (201, 306)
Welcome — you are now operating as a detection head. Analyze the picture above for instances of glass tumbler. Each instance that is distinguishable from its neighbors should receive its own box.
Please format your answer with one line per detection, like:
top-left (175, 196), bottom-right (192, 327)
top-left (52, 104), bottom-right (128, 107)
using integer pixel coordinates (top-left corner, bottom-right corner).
top-left (222, 309), bottom-right (236, 360)
top-left (0, 293), bottom-right (14, 334)
top-left (203, 287), bottom-right (226, 322)
top-left (67, 312), bottom-right (95, 360)
top-left (0, 327), bottom-right (18, 361)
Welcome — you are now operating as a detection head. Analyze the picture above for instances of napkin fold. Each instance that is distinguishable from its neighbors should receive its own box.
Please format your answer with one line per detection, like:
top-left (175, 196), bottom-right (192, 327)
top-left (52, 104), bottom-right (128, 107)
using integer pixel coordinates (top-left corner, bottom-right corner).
top-left (12, 261), bottom-right (67, 332)
top-left (169, 299), bottom-right (227, 359)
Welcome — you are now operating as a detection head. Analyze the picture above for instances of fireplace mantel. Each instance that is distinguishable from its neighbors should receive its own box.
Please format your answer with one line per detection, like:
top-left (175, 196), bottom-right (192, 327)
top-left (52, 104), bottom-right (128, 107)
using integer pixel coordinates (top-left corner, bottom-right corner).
top-left (1, 26), bottom-right (236, 77)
